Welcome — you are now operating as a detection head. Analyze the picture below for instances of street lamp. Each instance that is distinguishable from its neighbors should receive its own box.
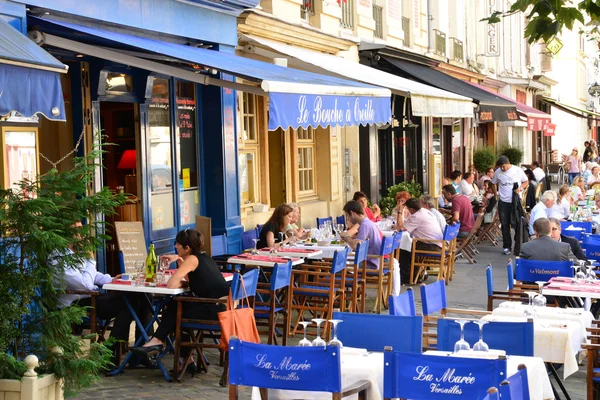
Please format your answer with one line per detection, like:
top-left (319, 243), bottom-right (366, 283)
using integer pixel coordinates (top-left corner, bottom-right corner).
top-left (589, 82), bottom-right (600, 97)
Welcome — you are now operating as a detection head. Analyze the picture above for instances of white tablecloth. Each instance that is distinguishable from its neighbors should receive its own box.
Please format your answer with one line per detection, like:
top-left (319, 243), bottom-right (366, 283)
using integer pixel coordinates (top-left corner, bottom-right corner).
top-left (293, 243), bottom-right (348, 259)
top-left (251, 347), bottom-right (383, 400)
top-left (251, 347), bottom-right (553, 400)
top-left (481, 314), bottom-right (583, 378)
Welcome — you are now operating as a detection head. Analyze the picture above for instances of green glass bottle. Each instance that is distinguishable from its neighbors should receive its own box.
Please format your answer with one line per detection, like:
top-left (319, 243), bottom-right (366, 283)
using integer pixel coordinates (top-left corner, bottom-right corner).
top-left (146, 244), bottom-right (157, 282)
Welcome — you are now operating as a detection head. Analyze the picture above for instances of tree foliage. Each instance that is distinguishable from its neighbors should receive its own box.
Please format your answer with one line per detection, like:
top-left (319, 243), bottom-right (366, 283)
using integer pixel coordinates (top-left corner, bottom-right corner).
top-left (483, 0), bottom-right (600, 44)
top-left (0, 133), bottom-right (125, 396)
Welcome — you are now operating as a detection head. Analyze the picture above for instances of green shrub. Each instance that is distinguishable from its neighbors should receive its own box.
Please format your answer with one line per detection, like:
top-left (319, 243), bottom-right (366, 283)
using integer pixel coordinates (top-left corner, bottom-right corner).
top-left (380, 180), bottom-right (422, 217)
top-left (498, 145), bottom-right (524, 166)
top-left (473, 146), bottom-right (496, 174)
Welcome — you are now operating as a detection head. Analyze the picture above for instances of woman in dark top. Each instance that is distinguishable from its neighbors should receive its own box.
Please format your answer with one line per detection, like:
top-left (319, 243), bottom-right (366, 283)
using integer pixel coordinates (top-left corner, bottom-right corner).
top-left (524, 169), bottom-right (537, 212)
top-left (483, 180), bottom-right (497, 213)
top-left (133, 228), bottom-right (229, 355)
top-left (257, 204), bottom-right (294, 248)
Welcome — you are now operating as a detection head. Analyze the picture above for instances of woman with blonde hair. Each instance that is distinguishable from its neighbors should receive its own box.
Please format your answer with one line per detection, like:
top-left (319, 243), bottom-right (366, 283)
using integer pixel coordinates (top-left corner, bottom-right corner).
top-left (570, 176), bottom-right (586, 202)
top-left (565, 147), bottom-right (582, 184)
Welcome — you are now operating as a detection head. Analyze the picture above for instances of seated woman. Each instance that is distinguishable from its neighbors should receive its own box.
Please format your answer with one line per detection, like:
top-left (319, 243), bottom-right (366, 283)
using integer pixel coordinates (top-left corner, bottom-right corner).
top-left (391, 191), bottom-right (411, 230)
top-left (286, 202), bottom-right (308, 241)
top-left (548, 184), bottom-right (571, 220)
top-left (132, 229), bottom-right (229, 356)
top-left (257, 204), bottom-right (294, 248)
top-left (481, 180), bottom-right (498, 224)
top-left (571, 176), bottom-right (586, 202)
top-left (587, 165), bottom-right (600, 186)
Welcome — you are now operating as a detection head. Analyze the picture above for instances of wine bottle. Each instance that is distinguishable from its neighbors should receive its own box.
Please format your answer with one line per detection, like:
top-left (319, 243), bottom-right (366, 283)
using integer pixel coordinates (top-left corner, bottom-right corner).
top-left (146, 244), bottom-right (157, 282)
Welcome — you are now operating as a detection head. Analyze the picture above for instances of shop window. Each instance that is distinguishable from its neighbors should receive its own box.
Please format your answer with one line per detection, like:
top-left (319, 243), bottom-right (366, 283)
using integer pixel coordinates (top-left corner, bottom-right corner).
top-left (296, 127), bottom-right (316, 195)
top-left (148, 77), bottom-right (175, 230)
top-left (176, 81), bottom-right (199, 226)
top-left (1, 127), bottom-right (38, 191)
top-left (238, 92), bottom-right (261, 207)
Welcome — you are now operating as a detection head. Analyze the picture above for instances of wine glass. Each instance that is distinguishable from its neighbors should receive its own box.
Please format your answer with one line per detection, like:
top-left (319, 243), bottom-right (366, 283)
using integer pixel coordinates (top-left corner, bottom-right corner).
top-left (279, 232), bottom-right (286, 248)
top-left (472, 321), bottom-right (489, 352)
top-left (251, 238), bottom-right (259, 255)
top-left (328, 320), bottom-right (343, 347)
top-left (533, 281), bottom-right (547, 307)
top-left (524, 291), bottom-right (537, 318)
top-left (311, 318), bottom-right (326, 347)
top-left (298, 321), bottom-right (312, 347)
top-left (453, 320), bottom-right (471, 353)
top-left (576, 264), bottom-right (587, 284)
top-left (289, 231), bottom-right (297, 246)
top-left (586, 263), bottom-right (597, 283)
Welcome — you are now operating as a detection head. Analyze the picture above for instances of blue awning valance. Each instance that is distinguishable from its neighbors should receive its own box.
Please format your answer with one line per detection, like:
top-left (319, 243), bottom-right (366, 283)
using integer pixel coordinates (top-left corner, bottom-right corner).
top-left (33, 17), bottom-right (391, 129)
top-left (0, 18), bottom-right (66, 120)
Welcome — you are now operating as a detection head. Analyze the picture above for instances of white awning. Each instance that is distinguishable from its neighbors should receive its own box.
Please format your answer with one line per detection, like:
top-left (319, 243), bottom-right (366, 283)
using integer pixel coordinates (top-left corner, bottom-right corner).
top-left (243, 35), bottom-right (475, 118)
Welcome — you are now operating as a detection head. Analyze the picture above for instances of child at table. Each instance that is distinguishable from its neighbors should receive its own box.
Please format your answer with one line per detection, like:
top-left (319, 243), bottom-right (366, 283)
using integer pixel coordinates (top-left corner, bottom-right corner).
top-left (132, 229), bottom-right (229, 359)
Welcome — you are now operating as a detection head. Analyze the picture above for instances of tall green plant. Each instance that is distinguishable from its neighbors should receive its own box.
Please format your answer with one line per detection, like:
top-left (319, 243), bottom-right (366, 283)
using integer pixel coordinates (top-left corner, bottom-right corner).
top-left (380, 180), bottom-right (422, 217)
top-left (0, 133), bottom-right (125, 396)
top-left (498, 145), bottom-right (524, 166)
top-left (473, 146), bottom-right (496, 174)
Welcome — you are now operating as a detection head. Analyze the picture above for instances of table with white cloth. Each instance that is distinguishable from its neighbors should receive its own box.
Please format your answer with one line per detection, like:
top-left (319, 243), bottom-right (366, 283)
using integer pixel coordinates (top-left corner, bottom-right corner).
top-left (543, 276), bottom-right (600, 311)
top-left (425, 350), bottom-right (554, 400)
top-left (291, 243), bottom-right (350, 260)
top-left (227, 254), bottom-right (304, 268)
top-left (480, 314), bottom-right (584, 378)
top-left (251, 347), bottom-right (553, 400)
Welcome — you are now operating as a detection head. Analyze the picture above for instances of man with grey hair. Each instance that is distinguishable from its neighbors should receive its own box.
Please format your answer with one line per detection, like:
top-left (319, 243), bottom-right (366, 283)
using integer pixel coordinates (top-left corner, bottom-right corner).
top-left (548, 217), bottom-right (587, 260)
top-left (528, 190), bottom-right (556, 236)
top-left (520, 218), bottom-right (574, 260)
top-left (419, 195), bottom-right (447, 233)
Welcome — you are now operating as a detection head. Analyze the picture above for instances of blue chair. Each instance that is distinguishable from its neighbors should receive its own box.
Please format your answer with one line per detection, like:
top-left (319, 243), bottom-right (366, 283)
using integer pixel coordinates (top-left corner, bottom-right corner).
top-left (365, 235), bottom-right (395, 314)
top-left (173, 269), bottom-right (259, 383)
top-left (333, 312), bottom-right (422, 353)
top-left (420, 279), bottom-right (490, 349)
top-left (583, 233), bottom-right (600, 247)
top-left (211, 234), bottom-right (228, 256)
top-left (483, 387), bottom-right (501, 400)
top-left (499, 364), bottom-right (530, 400)
top-left (241, 229), bottom-right (258, 251)
top-left (254, 261), bottom-right (292, 345)
top-left (348, 239), bottom-right (369, 313)
top-left (514, 258), bottom-right (573, 282)
top-left (486, 264), bottom-right (527, 311)
top-left (288, 247), bottom-right (350, 339)
top-left (228, 338), bottom-right (370, 399)
top-left (316, 216), bottom-right (333, 227)
top-left (410, 222), bottom-right (461, 285)
top-left (335, 215), bottom-right (346, 230)
top-left (585, 243), bottom-right (600, 262)
top-left (383, 349), bottom-right (507, 399)
top-left (388, 287), bottom-right (416, 316)
top-left (561, 221), bottom-right (592, 241)
top-left (437, 318), bottom-right (534, 356)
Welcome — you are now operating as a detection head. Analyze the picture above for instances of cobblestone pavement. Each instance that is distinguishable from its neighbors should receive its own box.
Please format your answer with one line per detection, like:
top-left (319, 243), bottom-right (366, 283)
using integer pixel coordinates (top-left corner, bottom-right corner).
top-left (75, 242), bottom-right (587, 399)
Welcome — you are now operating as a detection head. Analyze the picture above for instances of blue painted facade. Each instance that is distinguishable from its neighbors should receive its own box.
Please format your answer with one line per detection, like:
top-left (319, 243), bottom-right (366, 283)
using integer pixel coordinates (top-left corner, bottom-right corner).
top-left (0, 0), bottom-right (245, 261)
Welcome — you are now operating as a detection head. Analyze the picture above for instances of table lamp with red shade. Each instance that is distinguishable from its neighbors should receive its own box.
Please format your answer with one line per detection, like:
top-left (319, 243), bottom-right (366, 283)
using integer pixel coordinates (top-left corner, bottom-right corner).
top-left (117, 149), bottom-right (137, 196)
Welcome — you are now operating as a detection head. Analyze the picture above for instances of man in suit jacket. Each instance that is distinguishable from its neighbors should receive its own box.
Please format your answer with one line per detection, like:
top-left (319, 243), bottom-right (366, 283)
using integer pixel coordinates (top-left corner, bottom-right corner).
top-left (519, 218), bottom-right (575, 261)
top-left (548, 217), bottom-right (588, 260)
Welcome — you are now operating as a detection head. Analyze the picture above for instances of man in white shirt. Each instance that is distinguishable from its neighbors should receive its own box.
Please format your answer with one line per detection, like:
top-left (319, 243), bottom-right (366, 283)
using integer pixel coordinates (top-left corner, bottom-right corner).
top-left (528, 190), bottom-right (556, 236)
top-left (531, 161), bottom-right (546, 183)
top-left (491, 156), bottom-right (529, 255)
top-left (458, 172), bottom-right (479, 200)
top-left (419, 194), bottom-right (447, 233)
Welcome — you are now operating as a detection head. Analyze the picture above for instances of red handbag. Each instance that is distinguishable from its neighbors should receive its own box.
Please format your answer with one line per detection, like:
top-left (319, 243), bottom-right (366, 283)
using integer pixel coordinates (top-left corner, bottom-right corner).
top-left (218, 276), bottom-right (260, 349)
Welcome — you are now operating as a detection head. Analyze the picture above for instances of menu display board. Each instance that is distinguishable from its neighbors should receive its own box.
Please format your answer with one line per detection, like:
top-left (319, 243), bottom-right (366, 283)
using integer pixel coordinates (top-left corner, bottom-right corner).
top-left (1, 127), bottom-right (38, 191)
top-left (114, 221), bottom-right (147, 274)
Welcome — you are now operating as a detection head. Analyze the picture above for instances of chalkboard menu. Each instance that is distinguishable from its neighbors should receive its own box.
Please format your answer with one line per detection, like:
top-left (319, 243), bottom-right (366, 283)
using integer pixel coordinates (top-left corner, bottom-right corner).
top-left (176, 81), bottom-right (197, 188)
top-left (115, 221), bottom-right (147, 275)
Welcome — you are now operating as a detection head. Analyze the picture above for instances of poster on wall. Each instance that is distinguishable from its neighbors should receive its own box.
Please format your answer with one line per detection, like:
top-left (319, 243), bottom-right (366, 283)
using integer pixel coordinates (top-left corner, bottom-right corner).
top-left (2, 128), bottom-right (38, 191)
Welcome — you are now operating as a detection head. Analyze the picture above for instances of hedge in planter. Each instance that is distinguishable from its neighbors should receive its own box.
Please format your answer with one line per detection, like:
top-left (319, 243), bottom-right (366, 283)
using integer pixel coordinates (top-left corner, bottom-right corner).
top-left (0, 135), bottom-right (125, 396)
top-left (498, 145), bottom-right (524, 166)
top-left (473, 146), bottom-right (496, 174)
top-left (380, 180), bottom-right (422, 217)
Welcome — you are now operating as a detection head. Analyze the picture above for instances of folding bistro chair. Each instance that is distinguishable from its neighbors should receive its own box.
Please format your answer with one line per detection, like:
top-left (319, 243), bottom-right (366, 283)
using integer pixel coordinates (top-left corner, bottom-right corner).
top-left (241, 229), bottom-right (258, 251)
top-left (410, 223), bottom-right (460, 285)
top-left (485, 264), bottom-right (528, 311)
top-left (583, 341), bottom-right (600, 400)
top-left (388, 287), bottom-right (417, 316)
top-left (316, 216), bottom-right (333, 227)
top-left (346, 239), bottom-right (369, 313)
top-left (499, 364), bottom-right (530, 400)
top-left (561, 221), bottom-right (592, 241)
top-left (335, 215), bottom-right (346, 230)
top-left (483, 388), bottom-right (501, 400)
top-left (364, 235), bottom-right (395, 314)
top-left (287, 247), bottom-right (349, 339)
top-left (383, 349), bottom-right (507, 400)
top-left (514, 258), bottom-right (574, 282)
top-left (476, 210), bottom-right (500, 246)
top-left (333, 311), bottom-right (422, 353)
top-left (420, 279), bottom-right (490, 349)
top-left (456, 211), bottom-right (484, 264)
top-left (253, 261), bottom-right (292, 345)
top-left (228, 337), bottom-right (370, 399)
top-left (173, 269), bottom-right (258, 384)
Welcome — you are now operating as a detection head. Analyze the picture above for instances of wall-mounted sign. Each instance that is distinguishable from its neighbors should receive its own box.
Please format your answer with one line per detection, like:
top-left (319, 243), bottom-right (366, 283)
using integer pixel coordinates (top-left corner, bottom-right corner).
top-left (544, 123), bottom-right (556, 137)
top-left (486, 0), bottom-right (500, 56)
top-left (545, 37), bottom-right (564, 55)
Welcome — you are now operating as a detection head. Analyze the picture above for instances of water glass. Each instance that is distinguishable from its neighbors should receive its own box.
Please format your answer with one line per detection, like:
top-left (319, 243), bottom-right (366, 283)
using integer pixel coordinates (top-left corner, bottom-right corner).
top-left (133, 261), bottom-right (146, 287)
top-left (533, 281), bottom-right (547, 307)
top-left (251, 238), bottom-right (259, 255)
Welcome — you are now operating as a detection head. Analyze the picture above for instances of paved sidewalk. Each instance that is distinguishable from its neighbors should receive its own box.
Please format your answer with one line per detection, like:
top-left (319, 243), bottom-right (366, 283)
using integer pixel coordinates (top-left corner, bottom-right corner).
top-left (75, 242), bottom-right (588, 399)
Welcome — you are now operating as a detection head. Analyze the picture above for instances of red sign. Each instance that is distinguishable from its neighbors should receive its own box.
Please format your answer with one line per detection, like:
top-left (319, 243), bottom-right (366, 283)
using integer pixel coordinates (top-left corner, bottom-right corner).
top-left (527, 116), bottom-right (552, 131)
top-left (544, 123), bottom-right (557, 137)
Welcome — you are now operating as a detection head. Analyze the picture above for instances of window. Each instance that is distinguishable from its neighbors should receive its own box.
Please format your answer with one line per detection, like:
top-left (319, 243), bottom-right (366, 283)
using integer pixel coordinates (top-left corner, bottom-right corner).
top-left (301, 0), bottom-right (314, 21)
top-left (296, 127), bottom-right (316, 195)
top-left (238, 92), bottom-right (261, 206)
top-left (434, 29), bottom-right (446, 56)
top-left (341, 0), bottom-right (354, 29)
top-left (452, 38), bottom-right (463, 62)
top-left (402, 17), bottom-right (410, 47)
top-left (373, 4), bottom-right (383, 39)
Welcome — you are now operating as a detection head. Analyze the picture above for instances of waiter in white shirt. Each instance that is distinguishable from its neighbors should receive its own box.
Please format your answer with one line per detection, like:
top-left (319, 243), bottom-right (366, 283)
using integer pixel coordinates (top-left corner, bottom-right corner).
top-left (491, 156), bottom-right (529, 255)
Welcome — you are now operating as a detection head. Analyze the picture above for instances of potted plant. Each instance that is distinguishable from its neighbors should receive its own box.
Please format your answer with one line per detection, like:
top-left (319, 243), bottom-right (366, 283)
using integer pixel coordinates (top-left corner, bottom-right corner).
top-left (473, 146), bottom-right (496, 176)
top-left (498, 145), bottom-right (524, 166)
top-left (380, 180), bottom-right (422, 217)
top-left (0, 135), bottom-right (125, 398)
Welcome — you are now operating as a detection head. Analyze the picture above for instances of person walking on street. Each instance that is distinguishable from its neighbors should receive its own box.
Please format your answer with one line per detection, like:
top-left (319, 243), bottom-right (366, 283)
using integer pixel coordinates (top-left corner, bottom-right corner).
top-left (565, 147), bottom-right (582, 184)
top-left (491, 156), bottom-right (529, 255)
top-left (583, 141), bottom-right (592, 162)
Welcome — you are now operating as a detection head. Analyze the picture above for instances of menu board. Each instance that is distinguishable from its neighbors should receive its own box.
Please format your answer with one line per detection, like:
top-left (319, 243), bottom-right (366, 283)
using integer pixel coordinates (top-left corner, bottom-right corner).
top-left (177, 94), bottom-right (197, 182)
top-left (115, 221), bottom-right (147, 274)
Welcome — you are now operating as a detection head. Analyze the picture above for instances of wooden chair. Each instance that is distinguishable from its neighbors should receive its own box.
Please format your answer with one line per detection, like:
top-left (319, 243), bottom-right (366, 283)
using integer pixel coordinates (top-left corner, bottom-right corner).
top-left (228, 337), bottom-right (370, 399)
top-left (420, 279), bottom-right (490, 349)
top-left (335, 215), bottom-right (346, 230)
top-left (476, 209), bottom-right (500, 246)
top-left (364, 235), bottom-right (395, 314)
top-left (455, 211), bottom-right (484, 265)
top-left (483, 387), bottom-right (501, 400)
top-left (409, 223), bottom-right (460, 285)
top-left (316, 216), bottom-right (333, 227)
top-left (287, 247), bottom-right (349, 339)
top-left (241, 229), bottom-right (258, 251)
top-left (173, 269), bottom-right (258, 384)
top-left (534, 182), bottom-right (543, 201)
top-left (583, 340), bottom-right (600, 400)
top-left (253, 261), bottom-right (291, 345)
top-left (485, 264), bottom-right (528, 311)
top-left (346, 239), bottom-right (369, 313)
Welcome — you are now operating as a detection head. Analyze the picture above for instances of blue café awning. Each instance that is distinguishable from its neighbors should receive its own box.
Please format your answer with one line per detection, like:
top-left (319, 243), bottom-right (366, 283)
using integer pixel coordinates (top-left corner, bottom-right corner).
top-left (33, 17), bottom-right (391, 130)
top-left (0, 19), bottom-right (67, 120)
